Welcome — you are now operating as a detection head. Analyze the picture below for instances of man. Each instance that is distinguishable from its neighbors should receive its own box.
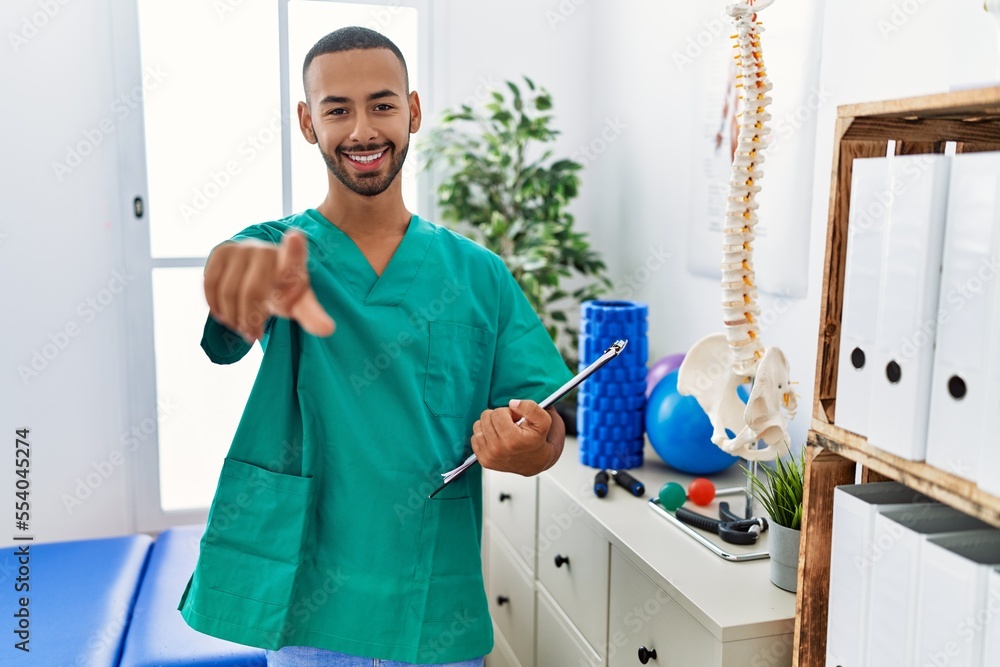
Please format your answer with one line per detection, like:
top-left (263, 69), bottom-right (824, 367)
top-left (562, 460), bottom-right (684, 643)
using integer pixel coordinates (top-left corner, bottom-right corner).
top-left (177, 27), bottom-right (573, 667)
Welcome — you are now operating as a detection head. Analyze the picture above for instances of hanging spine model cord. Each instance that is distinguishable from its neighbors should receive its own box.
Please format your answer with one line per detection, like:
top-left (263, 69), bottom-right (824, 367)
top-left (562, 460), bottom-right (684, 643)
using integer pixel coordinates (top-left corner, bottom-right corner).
top-left (676, 0), bottom-right (798, 462)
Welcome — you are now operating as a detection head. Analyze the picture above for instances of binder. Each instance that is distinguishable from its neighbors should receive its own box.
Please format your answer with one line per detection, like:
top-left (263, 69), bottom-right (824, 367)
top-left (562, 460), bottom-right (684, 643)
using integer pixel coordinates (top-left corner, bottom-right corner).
top-left (837, 157), bottom-right (893, 437)
top-left (914, 530), bottom-right (1000, 667)
top-left (985, 278), bottom-right (1000, 495)
top-left (865, 504), bottom-right (991, 666)
top-left (926, 152), bottom-right (1000, 484)
top-left (826, 482), bottom-right (935, 667)
top-left (867, 155), bottom-right (952, 461)
top-left (982, 567), bottom-right (1000, 665)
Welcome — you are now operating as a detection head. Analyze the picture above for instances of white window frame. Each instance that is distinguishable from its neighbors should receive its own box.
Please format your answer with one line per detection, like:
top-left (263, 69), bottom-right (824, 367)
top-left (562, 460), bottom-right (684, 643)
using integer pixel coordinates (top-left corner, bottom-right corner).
top-left (116, 0), bottom-right (433, 533)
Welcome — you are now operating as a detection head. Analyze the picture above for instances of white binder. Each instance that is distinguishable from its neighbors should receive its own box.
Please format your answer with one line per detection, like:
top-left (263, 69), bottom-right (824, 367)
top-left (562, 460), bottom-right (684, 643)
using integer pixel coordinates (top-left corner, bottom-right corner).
top-left (926, 152), bottom-right (1000, 484)
top-left (826, 482), bottom-right (935, 667)
top-left (837, 157), bottom-right (893, 437)
top-left (984, 277), bottom-right (1000, 495)
top-left (982, 567), bottom-right (1000, 665)
top-left (865, 505), bottom-right (990, 666)
top-left (867, 155), bottom-right (952, 461)
top-left (914, 530), bottom-right (1000, 667)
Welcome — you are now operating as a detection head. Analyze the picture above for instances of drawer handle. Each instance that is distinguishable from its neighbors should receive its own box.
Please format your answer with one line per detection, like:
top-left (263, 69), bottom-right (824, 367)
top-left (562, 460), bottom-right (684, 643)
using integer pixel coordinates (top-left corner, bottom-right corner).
top-left (554, 554), bottom-right (570, 568)
top-left (499, 492), bottom-right (511, 502)
top-left (496, 595), bottom-right (510, 606)
top-left (638, 646), bottom-right (657, 664)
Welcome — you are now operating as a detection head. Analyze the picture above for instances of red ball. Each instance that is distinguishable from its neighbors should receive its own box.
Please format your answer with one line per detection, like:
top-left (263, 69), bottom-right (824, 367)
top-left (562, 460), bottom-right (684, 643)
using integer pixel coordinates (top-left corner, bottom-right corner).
top-left (688, 478), bottom-right (716, 506)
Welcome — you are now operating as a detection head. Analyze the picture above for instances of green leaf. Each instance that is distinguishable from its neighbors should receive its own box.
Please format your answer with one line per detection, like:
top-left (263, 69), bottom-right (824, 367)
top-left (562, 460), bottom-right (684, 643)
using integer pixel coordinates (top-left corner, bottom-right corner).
top-left (419, 77), bottom-right (613, 352)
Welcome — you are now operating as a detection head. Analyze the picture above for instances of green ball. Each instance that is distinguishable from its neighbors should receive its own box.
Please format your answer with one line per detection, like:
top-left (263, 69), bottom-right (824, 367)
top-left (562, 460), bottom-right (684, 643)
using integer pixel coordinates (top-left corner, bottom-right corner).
top-left (658, 482), bottom-right (687, 511)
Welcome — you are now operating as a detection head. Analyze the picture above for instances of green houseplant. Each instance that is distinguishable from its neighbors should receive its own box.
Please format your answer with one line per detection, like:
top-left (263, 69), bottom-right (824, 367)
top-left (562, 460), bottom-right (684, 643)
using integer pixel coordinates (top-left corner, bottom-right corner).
top-left (421, 76), bottom-right (612, 378)
top-left (745, 451), bottom-right (805, 592)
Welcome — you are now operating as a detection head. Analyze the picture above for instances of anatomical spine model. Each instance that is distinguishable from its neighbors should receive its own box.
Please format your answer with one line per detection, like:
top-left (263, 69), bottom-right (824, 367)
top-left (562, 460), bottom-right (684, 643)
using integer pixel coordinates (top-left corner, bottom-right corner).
top-left (676, 0), bottom-right (797, 461)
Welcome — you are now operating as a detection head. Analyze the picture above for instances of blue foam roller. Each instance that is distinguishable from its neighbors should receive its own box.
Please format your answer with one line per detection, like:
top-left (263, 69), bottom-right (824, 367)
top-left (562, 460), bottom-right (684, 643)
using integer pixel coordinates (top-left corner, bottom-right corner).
top-left (580, 451), bottom-right (644, 470)
top-left (119, 524), bottom-right (266, 666)
top-left (0, 534), bottom-right (152, 666)
top-left (578, 380), bottom-right (646, 399)
top-left (577, 436), bottom-right (645, 457)
top-left (581, 300), bottom-right (648, 324)
top-left (579, 394), bottom-right (645, 412)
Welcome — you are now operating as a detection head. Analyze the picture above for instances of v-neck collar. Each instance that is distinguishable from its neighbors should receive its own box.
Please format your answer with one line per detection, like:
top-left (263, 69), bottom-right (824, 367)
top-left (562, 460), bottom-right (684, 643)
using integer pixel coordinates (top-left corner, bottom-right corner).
top-left (301, 209), bottom-right (436, 306)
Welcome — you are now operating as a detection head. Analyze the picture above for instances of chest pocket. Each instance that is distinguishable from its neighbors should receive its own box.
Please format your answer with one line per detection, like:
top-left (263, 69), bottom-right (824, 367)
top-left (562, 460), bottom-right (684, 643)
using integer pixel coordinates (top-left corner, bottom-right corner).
top-left (424, 321), bottom-right (492, 418)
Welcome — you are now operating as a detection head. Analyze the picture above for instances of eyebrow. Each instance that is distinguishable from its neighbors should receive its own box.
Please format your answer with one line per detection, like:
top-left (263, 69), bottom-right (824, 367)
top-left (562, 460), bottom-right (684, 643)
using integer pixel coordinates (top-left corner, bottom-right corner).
top-left (318, 89), bottom-right (400, 106)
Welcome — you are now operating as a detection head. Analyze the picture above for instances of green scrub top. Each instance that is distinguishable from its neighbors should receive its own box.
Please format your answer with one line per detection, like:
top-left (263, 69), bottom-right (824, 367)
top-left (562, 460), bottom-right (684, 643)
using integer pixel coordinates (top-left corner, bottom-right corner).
top-left (177, 209), bottom-right (574, 664)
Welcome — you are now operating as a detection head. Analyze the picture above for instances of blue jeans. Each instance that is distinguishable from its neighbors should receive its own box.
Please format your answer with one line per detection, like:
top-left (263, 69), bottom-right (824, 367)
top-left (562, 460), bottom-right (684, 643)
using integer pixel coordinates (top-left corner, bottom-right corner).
top-left (264, 646), bottom-right (485, 667)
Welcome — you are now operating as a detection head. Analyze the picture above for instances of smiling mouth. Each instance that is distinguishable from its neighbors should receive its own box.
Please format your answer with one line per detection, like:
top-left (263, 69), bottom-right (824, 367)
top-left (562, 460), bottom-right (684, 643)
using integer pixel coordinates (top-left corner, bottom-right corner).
top-left (344, 150), bottom-right (386, 165)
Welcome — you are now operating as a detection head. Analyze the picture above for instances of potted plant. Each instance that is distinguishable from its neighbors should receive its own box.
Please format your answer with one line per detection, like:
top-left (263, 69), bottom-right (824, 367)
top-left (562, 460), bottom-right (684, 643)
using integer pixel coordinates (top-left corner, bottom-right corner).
top-left (745, 451), bottom-right (805, 592)
top-left (421, 77), bottom-right (613, 432)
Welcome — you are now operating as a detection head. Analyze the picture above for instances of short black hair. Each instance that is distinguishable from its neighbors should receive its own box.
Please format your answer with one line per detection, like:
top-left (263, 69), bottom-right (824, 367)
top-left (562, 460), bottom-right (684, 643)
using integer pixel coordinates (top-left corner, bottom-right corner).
top-left (302, 26), bottom-right (409, 101)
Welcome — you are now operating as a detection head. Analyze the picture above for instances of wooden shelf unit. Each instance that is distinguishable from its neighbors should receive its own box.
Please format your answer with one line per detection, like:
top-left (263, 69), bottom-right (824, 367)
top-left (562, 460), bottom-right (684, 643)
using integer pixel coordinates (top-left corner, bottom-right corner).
top-left (794, 86), bottom-right (1000, 667)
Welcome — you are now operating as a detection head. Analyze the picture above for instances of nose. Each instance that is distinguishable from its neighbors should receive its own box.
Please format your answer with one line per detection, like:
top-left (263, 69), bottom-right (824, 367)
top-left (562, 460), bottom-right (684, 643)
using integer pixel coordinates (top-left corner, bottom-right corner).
top-left (349, 110), bottom-right (377, 144)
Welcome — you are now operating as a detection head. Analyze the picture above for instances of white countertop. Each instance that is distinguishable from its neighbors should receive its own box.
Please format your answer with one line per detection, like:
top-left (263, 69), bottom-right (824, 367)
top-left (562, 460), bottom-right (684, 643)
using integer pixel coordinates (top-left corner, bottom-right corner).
top-left (540, 437), bottom-right (797, 643)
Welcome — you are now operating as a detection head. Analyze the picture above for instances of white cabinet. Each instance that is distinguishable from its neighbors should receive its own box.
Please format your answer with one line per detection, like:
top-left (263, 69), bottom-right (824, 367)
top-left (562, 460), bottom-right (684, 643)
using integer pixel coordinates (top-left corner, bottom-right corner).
top-left (488, 470), bottom-right (539, 573)
top-left (485, 439), bottom-right (796, 667)
top-left (536, 585), bottom-right (603, 667)
top-left (536, 475), bottom-right (610, 654)
top-left (608, 547), bottom-right (715, 667)
top-left (489, 536), bottom-right (536, 667)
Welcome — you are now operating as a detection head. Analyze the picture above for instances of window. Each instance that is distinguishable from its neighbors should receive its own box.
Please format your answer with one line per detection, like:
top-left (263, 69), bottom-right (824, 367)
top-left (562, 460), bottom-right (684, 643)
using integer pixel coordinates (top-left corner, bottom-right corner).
top-left (132, 0), bottom-right (428, 529)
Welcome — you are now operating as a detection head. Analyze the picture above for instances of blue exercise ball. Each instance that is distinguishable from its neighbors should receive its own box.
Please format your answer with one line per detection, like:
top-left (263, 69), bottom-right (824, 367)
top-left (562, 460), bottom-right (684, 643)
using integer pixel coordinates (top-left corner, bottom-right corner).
top-left (645, 369), bottom-right (746, 475)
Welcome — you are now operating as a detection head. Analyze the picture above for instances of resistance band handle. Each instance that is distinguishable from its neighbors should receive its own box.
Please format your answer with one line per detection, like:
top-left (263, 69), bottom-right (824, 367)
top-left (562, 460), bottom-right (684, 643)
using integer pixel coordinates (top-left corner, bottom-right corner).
top-left (612, 469), bottom-right (645, 497)
top-left (594, 470), bottom-right (610, 498)
top-left (675, 506), bottom-right (720, 533)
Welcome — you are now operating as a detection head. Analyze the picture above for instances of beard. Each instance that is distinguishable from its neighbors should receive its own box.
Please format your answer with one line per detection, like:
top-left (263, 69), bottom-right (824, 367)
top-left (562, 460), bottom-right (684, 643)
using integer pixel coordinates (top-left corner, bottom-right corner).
top-left (319, 136), bottom-right (410, 198)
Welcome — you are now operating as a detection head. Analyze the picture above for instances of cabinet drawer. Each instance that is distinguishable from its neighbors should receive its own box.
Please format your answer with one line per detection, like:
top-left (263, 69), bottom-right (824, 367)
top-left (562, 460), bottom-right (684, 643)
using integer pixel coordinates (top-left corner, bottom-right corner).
top-left (486, 626), bottom-right (522, 667)
top-left (537, 584), bottom-right (602, 667)
top-left (537, 476), bottom-right (609, 655)
top-left (608, 547), bottom-right (715, 667)
top-left (487, 469), bottom-right (538, 572)
top-left (489, 537), bottom-right (536, 667)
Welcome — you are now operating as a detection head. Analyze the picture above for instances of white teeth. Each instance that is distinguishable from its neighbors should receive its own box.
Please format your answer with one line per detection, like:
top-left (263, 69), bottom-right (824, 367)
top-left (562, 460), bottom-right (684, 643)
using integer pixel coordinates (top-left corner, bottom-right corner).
top-left (347, 151), bottom-right (384, 164)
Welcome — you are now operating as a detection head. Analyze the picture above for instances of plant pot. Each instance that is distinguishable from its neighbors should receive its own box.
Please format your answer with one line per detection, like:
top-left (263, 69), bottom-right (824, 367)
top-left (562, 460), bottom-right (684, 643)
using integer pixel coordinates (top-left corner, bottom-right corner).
top-left (768, 523), bottom-right (801, 593)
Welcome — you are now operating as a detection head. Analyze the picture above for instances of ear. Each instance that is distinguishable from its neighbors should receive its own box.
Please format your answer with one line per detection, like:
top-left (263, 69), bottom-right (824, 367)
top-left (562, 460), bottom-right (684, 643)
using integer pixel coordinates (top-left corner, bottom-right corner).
top-left (297, 100), bottom-right (316, 144)
top-left (408, 90), bottom-right (422, 133)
